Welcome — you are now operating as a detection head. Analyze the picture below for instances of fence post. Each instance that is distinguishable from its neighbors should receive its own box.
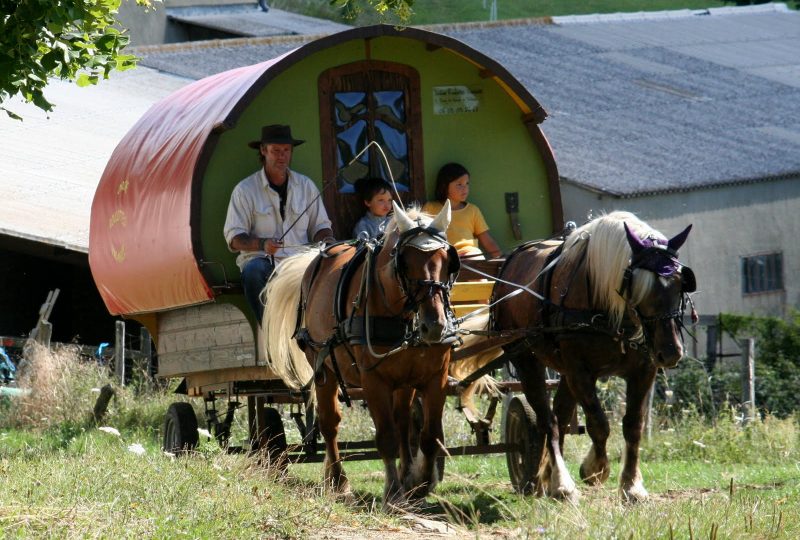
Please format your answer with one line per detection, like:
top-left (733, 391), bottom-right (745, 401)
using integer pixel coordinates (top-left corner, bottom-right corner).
top-left (138, 326), bottom-right (152, 377)
top-left (115, 320), bottom-right (126, 386)
top-left (705, 323), bottom-right (718, 371)
top-left (741, 338), bottom-right (755, 424)
top-left (36, 321), bottom-right (53, 348)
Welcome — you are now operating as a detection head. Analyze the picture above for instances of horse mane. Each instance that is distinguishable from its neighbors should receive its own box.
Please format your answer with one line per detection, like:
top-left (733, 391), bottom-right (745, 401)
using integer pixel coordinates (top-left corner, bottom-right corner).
top-left (559, 211), bottom-right (664, 329)
top-left (261, 249), bottom-right (318, 390)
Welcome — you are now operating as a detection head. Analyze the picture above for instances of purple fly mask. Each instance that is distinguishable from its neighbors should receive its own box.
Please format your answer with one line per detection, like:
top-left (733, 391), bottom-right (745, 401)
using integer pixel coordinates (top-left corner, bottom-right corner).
top-left (624, 222), bottom-right (692, 276)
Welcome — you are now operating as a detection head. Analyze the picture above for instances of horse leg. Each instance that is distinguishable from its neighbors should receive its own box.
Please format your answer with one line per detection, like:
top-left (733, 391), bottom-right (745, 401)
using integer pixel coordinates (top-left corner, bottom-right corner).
top-left (315, 365), bottom-right (351, 497)
top-left (406, 376), bottom-right (447, 499)
top-left (619, 366), bottom-right (657, 503)
top-left (512, 352), bottom-right (578, 503)
top-left (537, 378), bottom-right (575, 496)
top-left (362, 378), bottom-right (404, 510)
top-left (564, 372), bottom-right (611, 486)
top-left (393, 387), bottom-right (415, 491)
top-left (552, 377), bottom-right (577, 462)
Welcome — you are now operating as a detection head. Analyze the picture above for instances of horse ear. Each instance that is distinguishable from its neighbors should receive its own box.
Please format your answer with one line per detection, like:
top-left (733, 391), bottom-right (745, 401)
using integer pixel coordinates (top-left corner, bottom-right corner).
top-left (624, 222), bottom-right (646, 254)
top-left (667, 224), bottom-right (692, 252)
top-left (393, 201), bottom-right (414, 233)
top-left (430, 199), bottom-right (451, 234)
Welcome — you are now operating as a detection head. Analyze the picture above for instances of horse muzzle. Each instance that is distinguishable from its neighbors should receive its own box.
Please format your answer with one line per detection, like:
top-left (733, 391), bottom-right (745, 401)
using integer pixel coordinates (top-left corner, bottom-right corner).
top-left (653, 336), bottom-right (684, 368)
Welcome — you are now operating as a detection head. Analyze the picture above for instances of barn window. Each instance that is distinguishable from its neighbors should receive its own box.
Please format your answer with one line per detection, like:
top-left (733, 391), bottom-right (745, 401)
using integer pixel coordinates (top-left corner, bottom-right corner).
top-left (319, 60), bottom-right (424, 238)
top-left (741, 252), bottom-right (783, 294)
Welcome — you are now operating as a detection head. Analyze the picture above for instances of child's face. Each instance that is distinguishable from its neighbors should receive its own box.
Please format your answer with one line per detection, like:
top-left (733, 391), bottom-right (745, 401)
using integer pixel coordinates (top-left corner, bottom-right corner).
top-left (447, 174), bottom-right (470, 204)
top-left (365, 189), bottom-right (392, 217)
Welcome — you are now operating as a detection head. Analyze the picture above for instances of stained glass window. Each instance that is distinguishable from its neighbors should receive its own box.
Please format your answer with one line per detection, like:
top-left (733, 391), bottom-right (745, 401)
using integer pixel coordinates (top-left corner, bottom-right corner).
top-left (334, 89), bottom-right (411, 194)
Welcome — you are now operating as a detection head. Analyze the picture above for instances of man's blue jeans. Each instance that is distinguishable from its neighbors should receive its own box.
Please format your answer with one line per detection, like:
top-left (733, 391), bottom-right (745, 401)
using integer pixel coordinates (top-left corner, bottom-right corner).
top-left (241, 256), bottom-right (275, 324)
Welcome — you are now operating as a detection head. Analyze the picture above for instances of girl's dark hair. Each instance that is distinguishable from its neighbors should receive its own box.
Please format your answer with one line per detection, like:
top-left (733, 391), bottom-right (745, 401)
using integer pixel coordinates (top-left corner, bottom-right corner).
top-left (434, 162), bottom-right (469, 202)
top-left (354, 176), bottom-right (393, 202)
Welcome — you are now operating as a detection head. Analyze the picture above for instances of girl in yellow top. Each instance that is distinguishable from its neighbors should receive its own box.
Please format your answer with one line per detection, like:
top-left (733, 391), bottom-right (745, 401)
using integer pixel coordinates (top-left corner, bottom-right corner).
top-left (422, 162), bottom-right (502, 259)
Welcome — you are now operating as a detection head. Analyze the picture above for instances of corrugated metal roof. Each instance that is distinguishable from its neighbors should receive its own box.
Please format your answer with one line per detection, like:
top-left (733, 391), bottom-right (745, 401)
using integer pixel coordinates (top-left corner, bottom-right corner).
top-left (0, 68), bottom-right (190, 252)
top-left (3, 5), bottom-right (798, 254)
top-left (445, 7), bottom-right (800, 196)
top-left (167, 5), bottom-right (350, 37)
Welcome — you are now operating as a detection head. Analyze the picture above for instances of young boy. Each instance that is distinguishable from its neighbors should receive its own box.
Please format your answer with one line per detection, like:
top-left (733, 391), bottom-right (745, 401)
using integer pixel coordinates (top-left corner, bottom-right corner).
top-left (352, 177), bottom-right (394, 239)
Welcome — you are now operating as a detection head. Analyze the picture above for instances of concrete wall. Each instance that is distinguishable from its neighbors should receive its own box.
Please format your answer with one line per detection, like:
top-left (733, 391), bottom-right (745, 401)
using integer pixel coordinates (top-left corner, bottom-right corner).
top-left (560, 177), bottom-right (800, 319)
top-left (116, 0), bottom-right (169, 46)
top-left (116, 1), bottom-right (257, 45)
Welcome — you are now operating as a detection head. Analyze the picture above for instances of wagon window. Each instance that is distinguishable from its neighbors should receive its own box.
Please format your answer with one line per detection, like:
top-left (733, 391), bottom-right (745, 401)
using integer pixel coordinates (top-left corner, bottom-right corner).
top-left (320, 61), bottom-right (424, 238)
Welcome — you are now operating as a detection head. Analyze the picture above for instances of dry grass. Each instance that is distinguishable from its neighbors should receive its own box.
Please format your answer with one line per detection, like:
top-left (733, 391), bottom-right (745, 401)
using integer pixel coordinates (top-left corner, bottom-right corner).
top-left (0, 343), bottom-right (184, 436)
top-left (2, 343), bottom-right (111, 429)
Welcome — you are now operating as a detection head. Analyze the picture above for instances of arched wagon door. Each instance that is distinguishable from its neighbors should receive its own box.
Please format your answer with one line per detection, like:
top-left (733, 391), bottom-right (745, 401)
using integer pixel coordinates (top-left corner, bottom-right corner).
top-left (319, 60), bottom-right (425, 238)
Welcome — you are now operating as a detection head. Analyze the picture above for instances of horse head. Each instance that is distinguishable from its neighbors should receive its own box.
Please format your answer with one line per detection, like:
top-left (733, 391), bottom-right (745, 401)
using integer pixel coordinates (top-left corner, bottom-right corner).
top-left (390, 200), bottom-right (459, 345)
top-left (623, 222), bottom-right (695, 368)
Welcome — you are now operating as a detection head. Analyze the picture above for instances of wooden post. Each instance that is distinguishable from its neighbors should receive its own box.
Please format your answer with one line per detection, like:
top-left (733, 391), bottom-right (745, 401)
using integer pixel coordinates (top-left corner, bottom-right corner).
top-left (138, 326), bottom-right (152, 377)
top-left (92, 384), bottom-right (116, 423)
top-left (115, 320), bottom-right (126, 386)
top-left (741, 338), bottom-right (756, 425)
top-left (705, 323), bottom-right (718, 372)
top-left (36, 321), bottom-right (52, 348)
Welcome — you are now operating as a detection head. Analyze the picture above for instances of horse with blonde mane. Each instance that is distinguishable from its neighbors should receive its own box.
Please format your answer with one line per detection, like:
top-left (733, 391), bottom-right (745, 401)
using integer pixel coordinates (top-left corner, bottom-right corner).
top-left (493, 211), bottom-right (696, 503)
top-left (263, 201), bottom-right (459, 508)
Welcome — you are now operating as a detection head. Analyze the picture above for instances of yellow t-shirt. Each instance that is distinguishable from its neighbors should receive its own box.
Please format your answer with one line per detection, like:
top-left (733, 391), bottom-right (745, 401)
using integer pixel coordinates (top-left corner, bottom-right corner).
top-left (421, 201), bottom-right (489, 256)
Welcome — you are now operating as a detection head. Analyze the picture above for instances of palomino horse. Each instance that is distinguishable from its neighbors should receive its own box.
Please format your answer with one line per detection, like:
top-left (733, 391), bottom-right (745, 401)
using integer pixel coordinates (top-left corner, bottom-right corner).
top-left (493, 211), bottom-right (695, 503)
top-left (262, 202), bottom-right (459, 508)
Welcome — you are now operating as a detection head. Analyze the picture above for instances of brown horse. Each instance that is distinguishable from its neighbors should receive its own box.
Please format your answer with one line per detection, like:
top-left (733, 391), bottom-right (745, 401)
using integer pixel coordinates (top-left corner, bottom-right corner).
top-left (493, 211), bottom-right (695, 503)
top-left (262, 201), bottom-right (458, 508)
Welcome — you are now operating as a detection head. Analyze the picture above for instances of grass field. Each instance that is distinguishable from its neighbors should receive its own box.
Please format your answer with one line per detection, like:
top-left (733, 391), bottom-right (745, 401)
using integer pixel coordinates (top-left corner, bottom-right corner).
top-left (267, 0), bottom-right (796, 26)
top-left (2, 347), bottom-right (799, 538)
top-left (2, 422), bottom-right (799, 538)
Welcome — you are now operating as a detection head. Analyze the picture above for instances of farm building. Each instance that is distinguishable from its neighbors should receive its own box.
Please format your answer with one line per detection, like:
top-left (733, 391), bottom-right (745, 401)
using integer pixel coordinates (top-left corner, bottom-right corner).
top-left (0, 4), bottom-right (798, 345)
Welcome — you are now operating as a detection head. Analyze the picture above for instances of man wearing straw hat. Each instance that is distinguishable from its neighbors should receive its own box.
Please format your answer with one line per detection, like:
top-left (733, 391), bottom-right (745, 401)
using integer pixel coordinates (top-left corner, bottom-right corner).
top-left (224, 124), bottom-right (334, 323)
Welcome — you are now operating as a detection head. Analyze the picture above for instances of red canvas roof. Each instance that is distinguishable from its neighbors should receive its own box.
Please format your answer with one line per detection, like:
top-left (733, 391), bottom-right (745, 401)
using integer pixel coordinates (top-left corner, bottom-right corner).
top-left (89, 56), bottom-right (286, 315)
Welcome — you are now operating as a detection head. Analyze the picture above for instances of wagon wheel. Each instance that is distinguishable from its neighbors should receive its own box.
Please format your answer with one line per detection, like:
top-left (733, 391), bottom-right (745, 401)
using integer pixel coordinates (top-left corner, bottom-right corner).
top-left (410, 396), bottom-right (446, 481)
top-left (252, 405), bottom-right (288, 469)
top-left (163, 402), bottom-right (199, 454)
top-left (504, 395), bottom-right (541, 494)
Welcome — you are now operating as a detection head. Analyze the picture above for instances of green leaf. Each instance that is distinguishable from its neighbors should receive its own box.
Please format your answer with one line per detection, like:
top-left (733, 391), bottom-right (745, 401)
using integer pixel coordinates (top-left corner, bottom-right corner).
top-left (75, 73), bottom-right (97, 87)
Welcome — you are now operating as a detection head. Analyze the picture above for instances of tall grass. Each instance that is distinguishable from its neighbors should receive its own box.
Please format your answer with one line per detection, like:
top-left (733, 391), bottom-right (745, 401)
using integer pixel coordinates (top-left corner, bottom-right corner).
top-left (0, 343), bottom-right (188, 443)
top-left (3, 346), bottom-right (800, 538)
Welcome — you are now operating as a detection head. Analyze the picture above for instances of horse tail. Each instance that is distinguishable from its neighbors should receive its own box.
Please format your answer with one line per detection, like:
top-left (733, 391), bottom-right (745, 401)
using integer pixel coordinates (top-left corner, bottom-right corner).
top-left (261, 250), bottom-right (318, 390)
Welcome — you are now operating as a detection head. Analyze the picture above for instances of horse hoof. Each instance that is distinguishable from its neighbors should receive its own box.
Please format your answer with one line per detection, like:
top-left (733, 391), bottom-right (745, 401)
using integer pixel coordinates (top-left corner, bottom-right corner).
top-left (336, 489), bottom-right (355, 505)
top-left (621, 484), bottom-right (649, 504)
top-left (405, 482), bottom-right (433, 501)
top-left (554, 486), bottom-right (581, 505)
top-left (579, 463), bottom-right (610, 486)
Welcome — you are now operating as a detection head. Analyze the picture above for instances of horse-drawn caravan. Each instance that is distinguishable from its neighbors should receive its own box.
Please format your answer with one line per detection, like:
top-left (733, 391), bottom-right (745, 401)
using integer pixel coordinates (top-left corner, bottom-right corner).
top-left (89, 24), bottom-right (696, 505)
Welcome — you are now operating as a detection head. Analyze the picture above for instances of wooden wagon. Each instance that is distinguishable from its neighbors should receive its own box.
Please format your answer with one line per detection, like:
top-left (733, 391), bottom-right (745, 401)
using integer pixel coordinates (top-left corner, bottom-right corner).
top-left (88, 24), bottom-right (564, 488)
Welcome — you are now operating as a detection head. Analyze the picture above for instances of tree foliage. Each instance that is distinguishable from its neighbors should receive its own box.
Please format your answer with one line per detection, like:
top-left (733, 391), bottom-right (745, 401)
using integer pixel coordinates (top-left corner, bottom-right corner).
top-left (0, 0), bottom-right (156, 119)
top-left (332, 0), bottom-right (414, 22)
top-left (666, 312), bottom-right (800, 418)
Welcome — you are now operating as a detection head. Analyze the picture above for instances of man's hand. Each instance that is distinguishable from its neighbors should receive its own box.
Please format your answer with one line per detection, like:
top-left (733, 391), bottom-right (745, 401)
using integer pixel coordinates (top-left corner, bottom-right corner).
top-left (263, 238), bottom-right (283, 255)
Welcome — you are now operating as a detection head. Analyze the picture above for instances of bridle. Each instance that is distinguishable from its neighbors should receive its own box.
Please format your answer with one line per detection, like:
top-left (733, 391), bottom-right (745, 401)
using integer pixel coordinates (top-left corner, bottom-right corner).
top-left (617, 245), bottom-right (697, 353)
top-left (390, 225), bottom-right (460, 316)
